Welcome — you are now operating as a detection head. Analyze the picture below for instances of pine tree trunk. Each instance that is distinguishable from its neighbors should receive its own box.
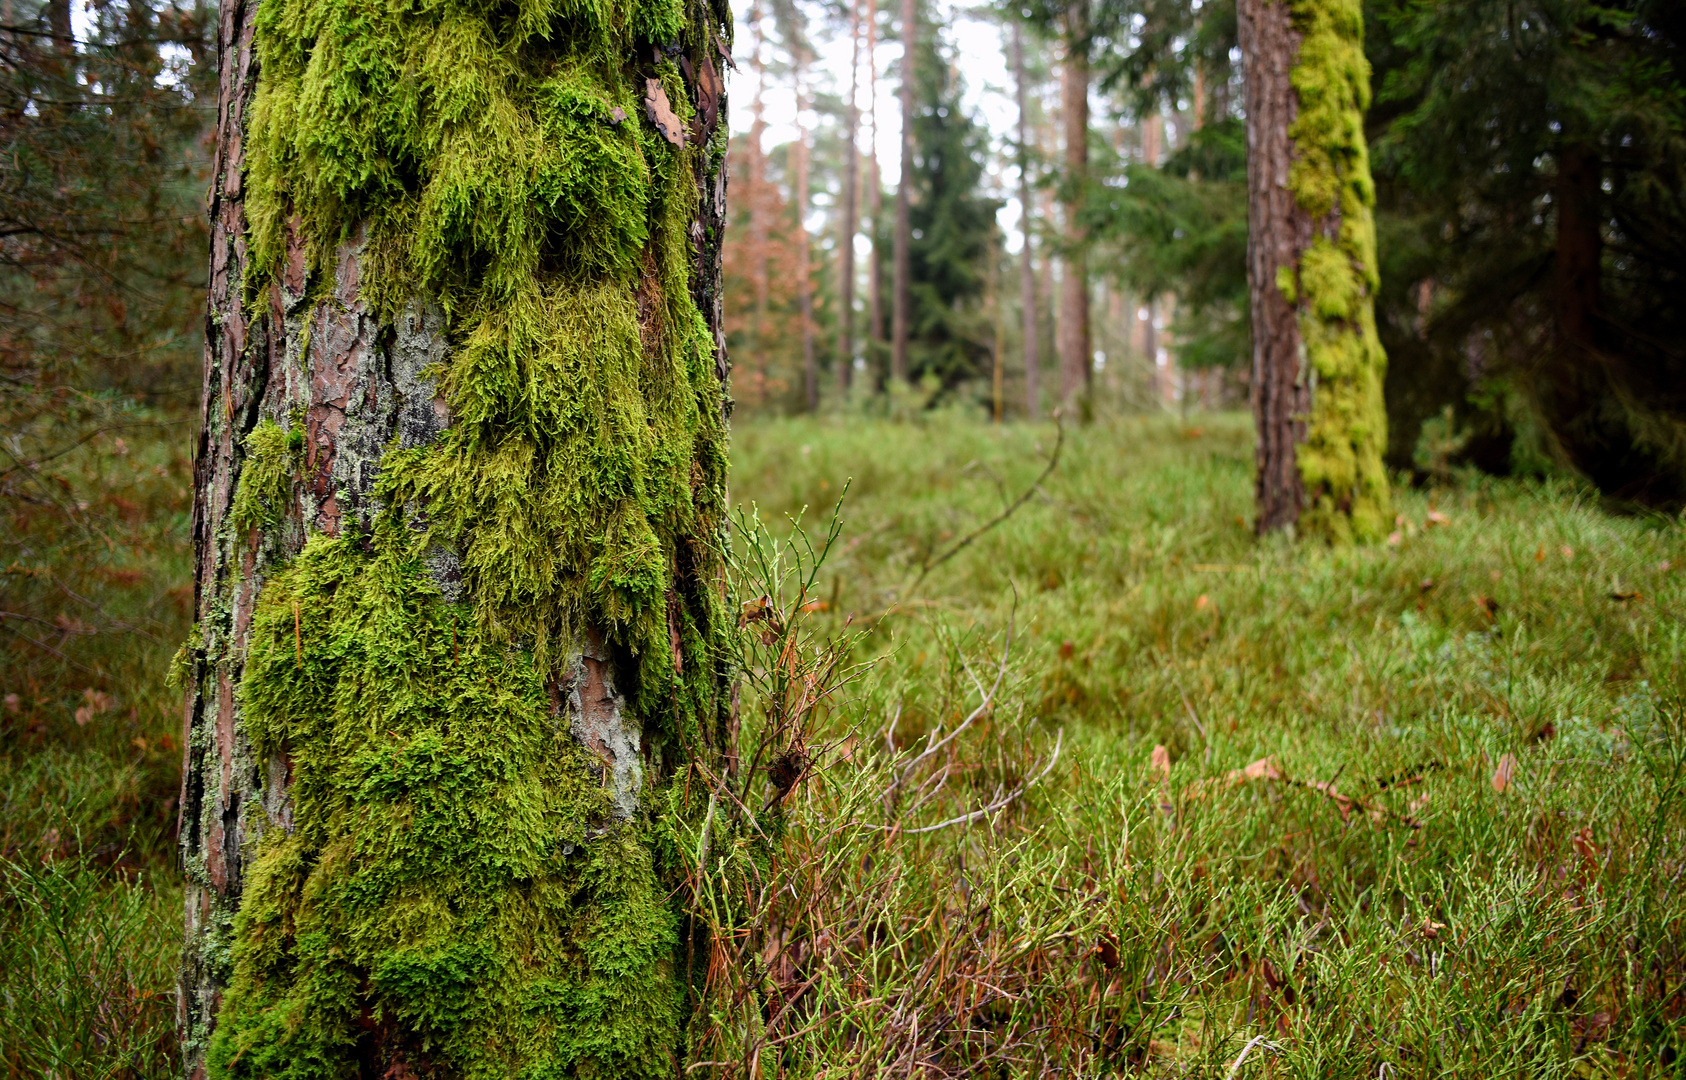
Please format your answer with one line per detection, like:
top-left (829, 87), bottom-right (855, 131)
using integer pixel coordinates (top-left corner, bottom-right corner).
top-left (180, 5), bottom-right (734, 1076)
top-left (1057, 0), bottom-right (1090, 410)
top-left (795, 49), bottom-right (818, 412)
top-left (750, 6), bottom-right (772, 407)
top-left (1240, 0), bottom-right (1389, 540)
top-left (891, 0), bottom-right (915, 385)
top-left (1013, 22), bottom-right (1039, 420)
top-left (866, 0), bottom-right (884, 375)
top-left (838, 0), bottom-right (862, 398)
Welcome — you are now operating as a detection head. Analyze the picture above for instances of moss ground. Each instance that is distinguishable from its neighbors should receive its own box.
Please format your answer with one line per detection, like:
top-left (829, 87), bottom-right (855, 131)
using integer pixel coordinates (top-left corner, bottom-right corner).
top-left (5, 410), bottom-right (1686, 1076)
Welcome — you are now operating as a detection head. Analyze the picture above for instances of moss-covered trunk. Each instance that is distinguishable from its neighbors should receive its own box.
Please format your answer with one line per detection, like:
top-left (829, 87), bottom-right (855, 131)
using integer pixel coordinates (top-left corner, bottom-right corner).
top-left (178, 1), bottom-right (734, 1076)
top-left (1240, 0), bottom-right (1388, 541)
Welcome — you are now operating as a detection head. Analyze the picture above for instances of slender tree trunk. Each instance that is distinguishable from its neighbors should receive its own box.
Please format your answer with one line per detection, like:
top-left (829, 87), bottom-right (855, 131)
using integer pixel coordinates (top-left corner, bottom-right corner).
top-left (1240, 0), bottom-right (1389, 540)
top-left (749, 6), bottom-right (771, 409)
top-left (891, 0), bottom-right (915, 385)
top-left (1057, 0), bottom-right (1090, 410)
top-left (1553, 143), bottom-right (1601, 348)
top-left (1039, 184), bottom-right (1058, 373)
top-left (989, 235), bottom-right (1004, 421)
top-left (866, 0), bottom-right (885, 373)
top-left (180, 4), bottom-right (735, 1075)
top-left (1241, 0), bottom-right (1307, 531)
top-left (1013, 22), bottom-right (1040, 420)
top-left (795, 47), bottom-right (818, 412)
top-left (837, 0), bottom-right (862, 399)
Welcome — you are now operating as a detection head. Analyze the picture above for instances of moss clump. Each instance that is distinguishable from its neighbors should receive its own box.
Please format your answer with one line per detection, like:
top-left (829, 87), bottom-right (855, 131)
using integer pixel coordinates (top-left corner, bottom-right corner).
top-left (1282, 0), bottom-right (1390, 543)
top-left (210, 0), bottom-right (733, 1075)
top-left (229, 417), bottom-right (304, 531)
top-left (208, 526), bottom-right (684, 1079)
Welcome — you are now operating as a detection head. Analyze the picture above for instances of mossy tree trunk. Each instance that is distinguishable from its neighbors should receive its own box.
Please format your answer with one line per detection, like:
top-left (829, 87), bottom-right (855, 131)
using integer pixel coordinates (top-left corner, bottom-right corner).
top-left (1240, 0), bottom-right (1389, 541)
top-left (178, 2), bottom-right (734, 1077)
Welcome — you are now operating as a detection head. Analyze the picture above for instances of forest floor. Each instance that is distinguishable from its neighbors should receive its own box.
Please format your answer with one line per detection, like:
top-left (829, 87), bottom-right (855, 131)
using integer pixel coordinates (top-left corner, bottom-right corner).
top-left (4, 411), bottom-right (1684, 1076)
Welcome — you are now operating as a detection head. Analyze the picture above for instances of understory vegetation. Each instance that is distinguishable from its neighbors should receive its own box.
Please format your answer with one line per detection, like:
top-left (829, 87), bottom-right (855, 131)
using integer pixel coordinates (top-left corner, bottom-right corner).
top-left (5, 412), bottom-right (1686, 1076)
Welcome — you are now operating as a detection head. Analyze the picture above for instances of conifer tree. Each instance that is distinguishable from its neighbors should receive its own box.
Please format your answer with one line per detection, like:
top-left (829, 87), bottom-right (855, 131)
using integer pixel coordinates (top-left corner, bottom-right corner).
top-left (1239, 0), bottom-right (1389, 539)
top-left (902, 26), bottom-right (1000, 388)
top-left (179, 3), bottom-right (734, 1076)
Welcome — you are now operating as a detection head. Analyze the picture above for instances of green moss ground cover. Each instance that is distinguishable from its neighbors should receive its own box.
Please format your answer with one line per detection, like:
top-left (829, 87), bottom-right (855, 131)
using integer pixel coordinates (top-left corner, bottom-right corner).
top-left (5, 411), bottom-right (1685, 1076)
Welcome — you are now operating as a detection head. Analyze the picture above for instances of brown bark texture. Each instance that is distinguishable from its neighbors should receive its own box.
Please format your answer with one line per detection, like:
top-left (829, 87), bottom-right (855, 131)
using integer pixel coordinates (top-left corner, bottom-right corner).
top-left (866, 0), bottom-right (884, 363)
top-left (838, 0), bottom-right (861, 396)
top-left (177, 2), bottom-right (732, 1072)
top-left (1013, 22), bottom-right (1040, 420)
top-left (1239, 0), bottom-right (1310, 533)
top-left (795, 50), bottom-right (817, 412)
top-left (1057, 1), bottom-right (1090, 409)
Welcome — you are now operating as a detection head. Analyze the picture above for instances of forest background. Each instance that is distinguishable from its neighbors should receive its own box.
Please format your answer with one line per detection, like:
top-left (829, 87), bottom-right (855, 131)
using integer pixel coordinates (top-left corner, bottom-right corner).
top-left (2, 0), bottom-right (1685, 1074)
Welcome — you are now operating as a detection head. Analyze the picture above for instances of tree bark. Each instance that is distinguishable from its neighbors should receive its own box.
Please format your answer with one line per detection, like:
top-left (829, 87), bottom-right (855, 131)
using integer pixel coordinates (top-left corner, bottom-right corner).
top-left (1240, 0), bottom-right (1308, 533)
top-left (180, 4), bottom-right (734, 1075)
top-left (1241, 0), bottom-right (1389, 540)
top-left (1057, 0), bottom-right (1090, 410)
top-left (1553, 142), bottom-right (1601, 348)
top-left (795, 46), bottom-right (817, 412)
top-left (866, 0), bottom-right (884, 374)
top-left (750, 4), bottom-right (771, 407)
top-left (838, 0), bottom-right (862, 398)
top-left (891, 0), bottom-right (915, 385)
top-left (1013, 22), bottom-right (1039, 420)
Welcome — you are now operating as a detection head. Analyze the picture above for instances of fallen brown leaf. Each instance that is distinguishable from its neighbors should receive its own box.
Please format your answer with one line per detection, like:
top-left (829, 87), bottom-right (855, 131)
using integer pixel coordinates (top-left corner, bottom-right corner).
top-left (1231, 756), bottom-right (1284, 784)
top-left (1491, 751), bottom-right (1518, 793)
top-left (643, 79), bottom-right (685, 146)
top-left (1150, 744), bottom-right (1171, 781)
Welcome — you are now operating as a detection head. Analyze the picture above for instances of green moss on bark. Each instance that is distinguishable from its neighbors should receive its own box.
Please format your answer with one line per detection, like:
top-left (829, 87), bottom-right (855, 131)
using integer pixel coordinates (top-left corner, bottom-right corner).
top-left (209, 527), bottom-right (686, 1079)
top-left (207, 1), bottom-right (732, 1076)
top-left (1282, 0), bottom-right (1390, 543)
top-left (229, 417), bottom-right (304, 531)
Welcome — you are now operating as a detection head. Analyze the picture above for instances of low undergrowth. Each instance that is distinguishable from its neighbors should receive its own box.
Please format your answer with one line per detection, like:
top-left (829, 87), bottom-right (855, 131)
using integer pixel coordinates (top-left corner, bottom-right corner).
top-left (5, 411), bottom-right (1686, 1076)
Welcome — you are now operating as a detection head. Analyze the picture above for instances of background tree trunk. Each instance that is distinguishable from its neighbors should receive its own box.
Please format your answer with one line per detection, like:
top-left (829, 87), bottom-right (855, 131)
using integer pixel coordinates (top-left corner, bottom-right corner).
top-left (1057, 0), bottom-right (1090, 410)
top-left (180, 5), bottom-right (734, 1076)
top-left (1241, 0), bottom-right (1308, 533)
top-left (750, 4), bottom-right (772, 407)
top-left (838, 0), bottom-right (862, 399)
top-left (1014, 22), bottom-right (1040, 420)
top-left (796, 46), bottom-right (818, 412)
top-left (866, 0), bottom-right (884, 372)
top-left (891, 0), bottom-right (915, 385)
top-left (1241, 0), bottom-right (1389, 540)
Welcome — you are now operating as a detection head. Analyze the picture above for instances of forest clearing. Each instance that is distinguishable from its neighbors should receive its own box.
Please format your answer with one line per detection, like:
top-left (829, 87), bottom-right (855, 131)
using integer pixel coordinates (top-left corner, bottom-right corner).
top-left (6, 413), bottom-right (1684, 1075)
top-left (3, 0), bottom-right (1683, 1073)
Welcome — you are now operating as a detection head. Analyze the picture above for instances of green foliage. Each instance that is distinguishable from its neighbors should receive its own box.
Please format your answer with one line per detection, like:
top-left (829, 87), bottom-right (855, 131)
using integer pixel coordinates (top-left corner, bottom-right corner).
top-left (1088, 119), bottom-right (1250, 372)
top-left (1284, 0), bottom-right (1391, 542)
top-left (1368, 0), bottom-right (1686, 499)
top-left (893, 13), bottom-right (1002, 392)
top-left (714, 412), bottom-right (1686, 1071)
top-left (10, 412), bottom-right (1686, 1073)
top-left (207, 525), bottom-right (683, 1080)
top-left (1, 854), bottom-right (181, 1078)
